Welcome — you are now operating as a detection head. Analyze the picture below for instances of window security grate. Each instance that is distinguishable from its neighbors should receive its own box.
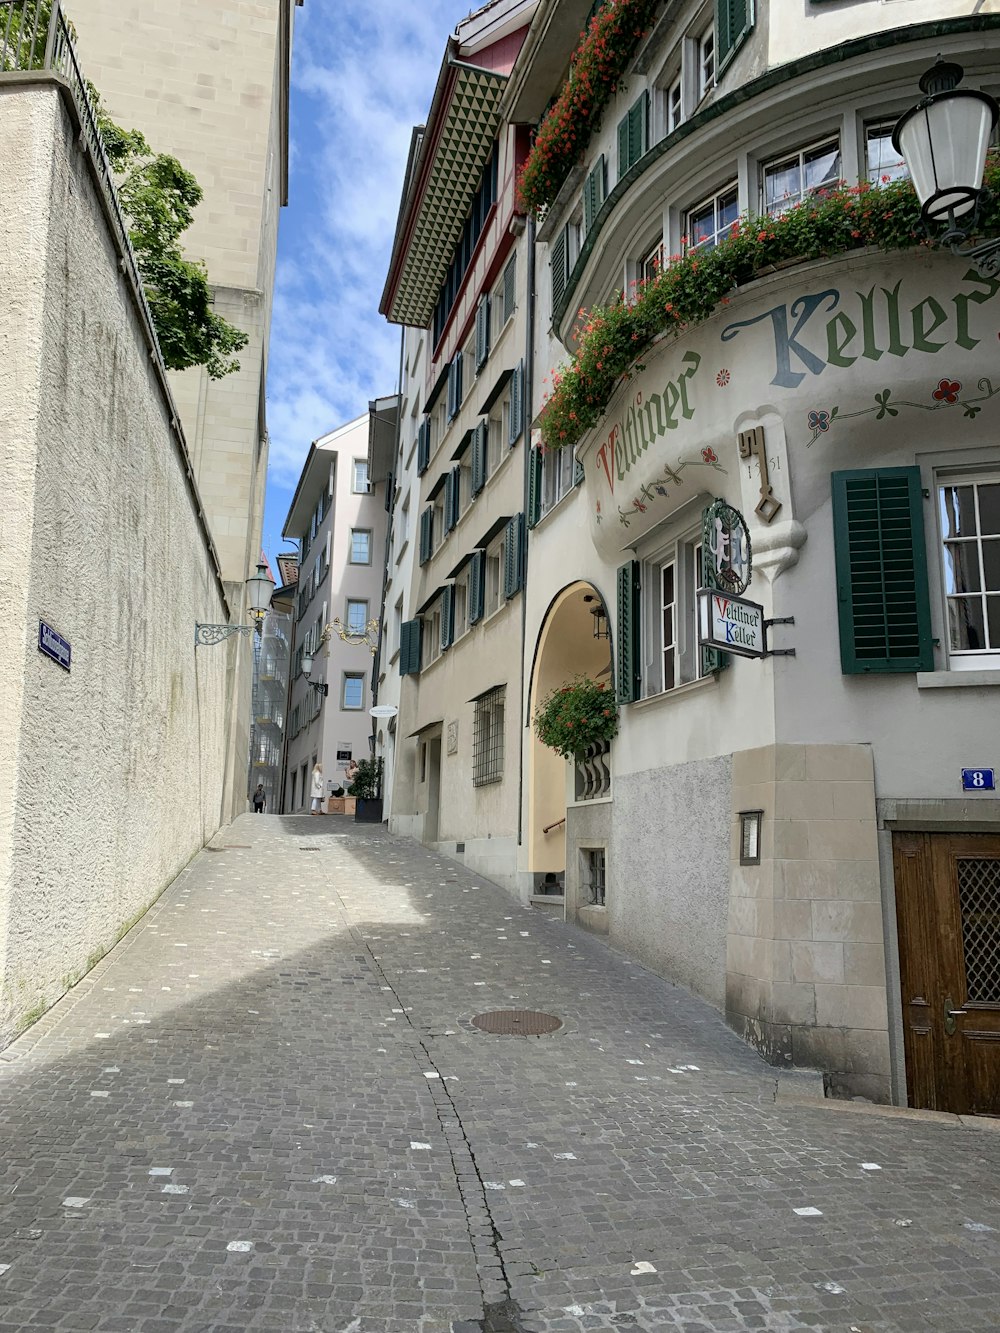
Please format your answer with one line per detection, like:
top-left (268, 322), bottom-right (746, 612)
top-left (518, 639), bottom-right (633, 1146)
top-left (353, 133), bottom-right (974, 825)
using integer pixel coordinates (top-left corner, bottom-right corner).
top-left (472, 685), bottom-right (505, 787)
top-left (583, 847), bottom-right (606, 906)
top-left (958, 858), bottom-right (1000, 1002)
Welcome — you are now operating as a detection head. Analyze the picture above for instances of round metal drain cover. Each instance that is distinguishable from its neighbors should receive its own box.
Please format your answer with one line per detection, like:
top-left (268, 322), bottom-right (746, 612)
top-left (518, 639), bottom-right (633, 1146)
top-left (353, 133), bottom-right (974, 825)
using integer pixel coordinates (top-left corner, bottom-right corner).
top-left (471, 1009), bottom-right (562, 1036)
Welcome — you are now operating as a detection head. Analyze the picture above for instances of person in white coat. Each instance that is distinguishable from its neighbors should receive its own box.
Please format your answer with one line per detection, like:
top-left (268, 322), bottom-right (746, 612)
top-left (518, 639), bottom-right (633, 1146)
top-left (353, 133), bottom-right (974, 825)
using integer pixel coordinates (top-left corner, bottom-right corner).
top-left (310, 762), bottom-right (325, 815)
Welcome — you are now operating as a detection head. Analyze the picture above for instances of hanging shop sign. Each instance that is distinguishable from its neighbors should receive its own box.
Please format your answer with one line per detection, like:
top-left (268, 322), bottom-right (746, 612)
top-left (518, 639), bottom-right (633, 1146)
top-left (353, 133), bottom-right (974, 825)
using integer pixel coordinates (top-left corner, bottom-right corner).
top-left (698, 590), bottom-right (766, 658)
top-left (38, 620), bottom-right (71, 671)
top-left (703, 499), bottom-right (752, 595)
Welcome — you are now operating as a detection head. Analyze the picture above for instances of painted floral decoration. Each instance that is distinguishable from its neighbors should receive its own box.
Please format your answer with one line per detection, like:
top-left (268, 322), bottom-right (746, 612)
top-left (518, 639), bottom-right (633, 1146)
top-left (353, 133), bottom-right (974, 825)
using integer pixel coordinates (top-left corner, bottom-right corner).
top-left (807, 410), bottom-right (831, 433)
top-left (701, 446), bottom-right (718, 463)
top-left (534, 676), bottom-right (619, 759)
top-left (539, 154), bottom-right (1000, 452)
top-left (933, 378), bottom-right (962, 404)
top-left (716, 369), bottom-right (731, 387)
top-left (516, 0), bottom-right (658, 217)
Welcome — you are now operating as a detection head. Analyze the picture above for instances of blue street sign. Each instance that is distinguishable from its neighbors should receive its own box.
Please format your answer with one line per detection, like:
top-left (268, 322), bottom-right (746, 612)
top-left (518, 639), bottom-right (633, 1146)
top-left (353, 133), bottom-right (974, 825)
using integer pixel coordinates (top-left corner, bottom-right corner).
top-left (962, 768), bottom-right (996, 792)
top-left (38, 621), bottom-right (71, 672)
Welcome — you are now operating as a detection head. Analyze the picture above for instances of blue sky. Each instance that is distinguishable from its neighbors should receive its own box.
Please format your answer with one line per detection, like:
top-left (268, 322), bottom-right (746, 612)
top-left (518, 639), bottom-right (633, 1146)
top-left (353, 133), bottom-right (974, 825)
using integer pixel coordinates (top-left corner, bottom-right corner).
top-left (261, 0), bottom-right (475, 572)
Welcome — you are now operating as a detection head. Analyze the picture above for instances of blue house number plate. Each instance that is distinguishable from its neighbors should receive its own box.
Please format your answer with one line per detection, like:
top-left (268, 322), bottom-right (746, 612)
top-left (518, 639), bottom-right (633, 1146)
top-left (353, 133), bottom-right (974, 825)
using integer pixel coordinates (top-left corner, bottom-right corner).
top-left (962, 768), bottom-right (996, 792)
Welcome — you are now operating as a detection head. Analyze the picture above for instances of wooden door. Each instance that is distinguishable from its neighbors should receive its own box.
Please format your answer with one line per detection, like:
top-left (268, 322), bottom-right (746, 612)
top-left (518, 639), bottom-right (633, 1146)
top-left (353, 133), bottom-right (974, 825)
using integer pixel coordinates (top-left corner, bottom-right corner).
top-left (894, 831), bottom-right (1000, 1115)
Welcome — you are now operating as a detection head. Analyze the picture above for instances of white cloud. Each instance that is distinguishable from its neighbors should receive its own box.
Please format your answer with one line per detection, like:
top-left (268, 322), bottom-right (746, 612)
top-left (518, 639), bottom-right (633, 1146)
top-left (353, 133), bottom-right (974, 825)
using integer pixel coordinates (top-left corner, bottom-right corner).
top-left (263, 0), bottom-right (472, 551)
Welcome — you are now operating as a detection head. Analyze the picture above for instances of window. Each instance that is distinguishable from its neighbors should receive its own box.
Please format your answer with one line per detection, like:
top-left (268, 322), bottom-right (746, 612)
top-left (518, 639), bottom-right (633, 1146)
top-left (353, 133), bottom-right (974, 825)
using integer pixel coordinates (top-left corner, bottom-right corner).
top-left (342, 673), bottom-right (365, 710)
top-left (581, 847), bottom-right (607, 906)
top-left (639, 235), bottom-right (664, 286)
top-left (352, 459), bottom-right (370, 493)
top-left (686, 182), bottom-right (738, 250)
top-left (550, 217), bottom-right (581, 312)
top-left (698, 26), bottom-right (715, 100)
top-left (865, 120), bottom-right (908, 185)
top-left (423, 603), bottom-right (443, 667)
top-left (484, 533), bottom-right (505, 618)
top-left (473, 685), bottom-right (505, 786)
top-left (350, 529), bottom-right (372, 564)
top-left (346, 599), bottom-right (369, 633)
top-left (397, 494), bottom-right (410, 556)
top-left (541, 443), bottom-right (576, 516)
top-left (642, 533), bottom-right (705, 696)
top-left (393, 598), bottom-right (403, 656)
top-left (939, 476), bottom-right (1000, 667)
top-left (492, 256), bottom-right (516, 343)
top-left (583, 155), bottom-right (606, 234)
top-left (665, 74), bottom-right (682, 134)
top-left (487, 403), bottom-right (506, 477)
top-left (454, 574), bottom-right (469, 640)
top-left (763, 137), bottom-right (841, 216)
top-left (433, 148), bottom-right (499, 347)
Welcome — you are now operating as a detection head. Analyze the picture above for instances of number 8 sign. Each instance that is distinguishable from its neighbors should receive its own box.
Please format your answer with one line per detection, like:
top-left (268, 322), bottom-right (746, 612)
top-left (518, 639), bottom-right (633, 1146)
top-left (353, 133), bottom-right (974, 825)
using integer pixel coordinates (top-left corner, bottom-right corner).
top-left (962, 768), bottom-right (996, 792)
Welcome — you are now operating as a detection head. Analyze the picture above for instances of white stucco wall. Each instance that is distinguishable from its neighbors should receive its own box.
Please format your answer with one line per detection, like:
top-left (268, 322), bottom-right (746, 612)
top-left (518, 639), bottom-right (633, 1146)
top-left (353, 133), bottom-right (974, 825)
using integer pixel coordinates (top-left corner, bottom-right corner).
top-left (0, 84), bottom-right (232, 1047)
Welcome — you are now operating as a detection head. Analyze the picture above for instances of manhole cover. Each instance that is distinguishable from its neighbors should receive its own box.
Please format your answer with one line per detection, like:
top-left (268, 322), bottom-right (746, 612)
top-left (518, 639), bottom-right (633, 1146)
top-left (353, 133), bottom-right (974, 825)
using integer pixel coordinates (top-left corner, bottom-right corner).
top-left (471, 1009), bottom-right (562, 1036)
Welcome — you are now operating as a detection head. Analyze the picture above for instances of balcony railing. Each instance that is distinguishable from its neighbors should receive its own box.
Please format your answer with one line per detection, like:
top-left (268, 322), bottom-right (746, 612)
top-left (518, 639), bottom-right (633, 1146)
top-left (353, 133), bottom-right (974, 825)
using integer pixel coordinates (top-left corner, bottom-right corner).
top-left (574, 739), bottom-right (611, 802)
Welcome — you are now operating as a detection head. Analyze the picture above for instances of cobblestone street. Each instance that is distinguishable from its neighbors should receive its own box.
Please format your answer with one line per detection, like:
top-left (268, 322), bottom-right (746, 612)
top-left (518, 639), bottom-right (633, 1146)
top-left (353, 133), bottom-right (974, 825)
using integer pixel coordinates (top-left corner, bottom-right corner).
top-left (1, 815), bottom-right (999, 1332)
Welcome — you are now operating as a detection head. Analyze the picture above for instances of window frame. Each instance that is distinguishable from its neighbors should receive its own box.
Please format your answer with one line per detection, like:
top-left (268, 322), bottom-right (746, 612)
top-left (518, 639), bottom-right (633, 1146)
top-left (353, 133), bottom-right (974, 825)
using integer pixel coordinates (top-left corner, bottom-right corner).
top-left (472, 685), bottom-right (506, 787)
top-left (349, 528), bottom-right (372, 565)
top-left (685, 180), bottom-right (739, 252)
top-left (864, 118), bottom-right (909, 186)
top-left (352, 458), bottom-right (370, 493)
top-left (484, 532), bottom-right (506, 619)
top-left (698, 25), bottom-right (715, 101)
top-left (541, 442), bottom-right (576, 517)
top-left (341, 672), bottom-right (365, 711)
top-left (762, 135), bottom-right (842, 217)
top-left (638, 519), bottom-right (706, 699)
top-left (345, 598), bottom-right (369, 635)
top-left (936, 470), bottom-right (1000, 670)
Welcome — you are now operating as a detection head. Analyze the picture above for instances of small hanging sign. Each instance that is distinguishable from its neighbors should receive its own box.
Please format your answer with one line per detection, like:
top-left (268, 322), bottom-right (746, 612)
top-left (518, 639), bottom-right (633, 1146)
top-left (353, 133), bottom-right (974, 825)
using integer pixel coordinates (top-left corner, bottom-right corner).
top-left (698, 590), bottom-right (766, 658)
top-left (703, 499), bottom-right (752, 595)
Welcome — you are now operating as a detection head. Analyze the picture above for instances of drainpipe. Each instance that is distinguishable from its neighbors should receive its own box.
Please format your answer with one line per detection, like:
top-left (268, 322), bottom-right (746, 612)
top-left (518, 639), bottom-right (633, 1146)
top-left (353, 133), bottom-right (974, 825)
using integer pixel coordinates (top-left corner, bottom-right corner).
top-left (517, 211), bottom-right (536, 854)
top-left (370, 325), bottom-right (406, 773)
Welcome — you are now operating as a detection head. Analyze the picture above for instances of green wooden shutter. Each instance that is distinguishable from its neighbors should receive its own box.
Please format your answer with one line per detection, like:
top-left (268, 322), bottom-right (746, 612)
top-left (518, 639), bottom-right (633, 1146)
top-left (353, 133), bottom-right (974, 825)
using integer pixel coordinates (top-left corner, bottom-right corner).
top-left (502, 255), bottom-right (516, 323)
top-left (475, 295), bottom-right (490, 370)
top-left (444, 468), bottom-right (460, 533)
top-left (448, 352), bottom-right (463, 419)
top-left (832, 467), bottom-right (933, 673)
top-left (717, 0), bottom-right (752, 71)
top-left (400, 619), bottom-right (422, 676)
top-left (417, 419), bottom-right (430, 474)
top-left (419, 508), bottom-right (433, 564)
top-left (629, 92), bottom-right (648, 166)
top-left (508, 361), bottom-right (523, 446)
top-left (617, 111), bottom-right (630, 180)
top-left (468, 550), bottom-right (485, 625)
top-left (550, 225), bottom-right (568, 313)
top-left (617, 560), bottom-right (641, 702)
top-left (441, 586), bottom-right (454, 650)
top-left (573, 457), bottom-right (585, 487)
top-left (384, 471), bottom-right (394, 512)
top-left (504, 513), bottom-right (525, 598)
top-left (527, 446), bottom-right (543, 528)
top-left (471, 421), bottom-right (487, 495)
top-left (583, 155), bottom-right (605, 233)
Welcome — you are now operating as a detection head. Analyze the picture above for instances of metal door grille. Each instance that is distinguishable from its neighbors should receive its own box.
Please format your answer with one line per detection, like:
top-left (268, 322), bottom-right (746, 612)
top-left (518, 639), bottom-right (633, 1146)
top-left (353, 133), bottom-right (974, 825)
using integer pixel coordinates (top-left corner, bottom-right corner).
top-left (958, 858), bottom-right (1000, 1002)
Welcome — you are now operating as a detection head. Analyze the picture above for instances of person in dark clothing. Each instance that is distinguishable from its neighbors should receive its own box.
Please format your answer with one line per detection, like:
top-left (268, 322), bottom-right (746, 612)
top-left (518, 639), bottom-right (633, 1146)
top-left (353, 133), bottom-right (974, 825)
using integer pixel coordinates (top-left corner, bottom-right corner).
top-left (252, 784), bottom-right (266, 813)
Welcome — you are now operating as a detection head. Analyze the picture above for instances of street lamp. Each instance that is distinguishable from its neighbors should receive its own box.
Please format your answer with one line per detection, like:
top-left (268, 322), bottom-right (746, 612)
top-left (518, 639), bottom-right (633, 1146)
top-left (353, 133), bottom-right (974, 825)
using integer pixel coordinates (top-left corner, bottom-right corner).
top-left (195, 562), bottom-right (276, 647)
top-left (893, 59), bottom-right (1000, 270)
top-left (300, 649), bottom-right (329, 698)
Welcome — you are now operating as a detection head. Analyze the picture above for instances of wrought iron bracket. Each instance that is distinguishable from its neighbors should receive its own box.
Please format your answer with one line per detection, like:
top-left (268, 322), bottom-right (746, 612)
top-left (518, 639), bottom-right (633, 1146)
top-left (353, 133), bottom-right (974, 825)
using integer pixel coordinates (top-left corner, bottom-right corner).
top-left (928, 193), bottom-right (1000, 278)
top-left (948, 233), bottom-right (1000, 279)
top-left (194, 623), bottom-right (254, 648)
top-left (763, 616), bottom-right (796, 658)
top-left (307, 680), bottom-right (329, 698)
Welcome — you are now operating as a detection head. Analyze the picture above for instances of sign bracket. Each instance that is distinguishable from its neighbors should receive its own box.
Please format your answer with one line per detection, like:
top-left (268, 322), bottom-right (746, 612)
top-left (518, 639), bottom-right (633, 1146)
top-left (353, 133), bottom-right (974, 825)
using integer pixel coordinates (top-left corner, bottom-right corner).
top-left (763, 616), bottom-right (796, 658)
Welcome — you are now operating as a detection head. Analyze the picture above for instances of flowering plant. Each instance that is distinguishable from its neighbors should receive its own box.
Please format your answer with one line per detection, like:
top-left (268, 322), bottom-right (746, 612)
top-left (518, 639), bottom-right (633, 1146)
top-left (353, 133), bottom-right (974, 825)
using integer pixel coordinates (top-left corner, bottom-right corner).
top-left (534, 676), bottom-right (619, 758)
top-left (516, 0), bottom-right (658, 217)
top-left (540, 156), bottom-right (1000, 451)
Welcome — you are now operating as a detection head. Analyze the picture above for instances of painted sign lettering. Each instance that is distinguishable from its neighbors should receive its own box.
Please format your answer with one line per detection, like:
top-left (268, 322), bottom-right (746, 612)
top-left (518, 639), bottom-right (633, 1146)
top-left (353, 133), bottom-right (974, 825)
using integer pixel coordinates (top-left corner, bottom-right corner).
top-left (721, 270), bottom-right (1000, 389)
top-left (596, 351), bottom-right (701, 493)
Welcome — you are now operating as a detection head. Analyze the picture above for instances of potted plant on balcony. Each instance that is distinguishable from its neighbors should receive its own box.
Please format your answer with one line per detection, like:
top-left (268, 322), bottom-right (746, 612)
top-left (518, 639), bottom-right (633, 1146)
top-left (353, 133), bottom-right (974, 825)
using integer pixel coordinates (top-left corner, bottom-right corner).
top-left (533, 677), bottom-right (618, 759)
top-left (348, 758), bottom-right (384, 823)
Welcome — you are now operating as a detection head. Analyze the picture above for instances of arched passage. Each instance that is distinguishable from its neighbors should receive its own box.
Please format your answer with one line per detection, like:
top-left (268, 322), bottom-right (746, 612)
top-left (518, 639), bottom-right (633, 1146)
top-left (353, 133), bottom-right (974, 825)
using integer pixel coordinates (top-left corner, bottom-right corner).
top-left (527, 581), bottom-right (613, 898)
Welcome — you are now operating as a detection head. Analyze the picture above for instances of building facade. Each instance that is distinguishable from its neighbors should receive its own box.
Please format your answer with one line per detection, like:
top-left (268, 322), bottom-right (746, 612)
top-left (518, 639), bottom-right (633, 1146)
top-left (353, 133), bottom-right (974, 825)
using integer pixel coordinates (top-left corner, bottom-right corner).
top-left (379, 0), bottom-right (539, 894)
top-left (70, 0), bottom-right (303, 818)
top-left (283, 414), bottom-right (390, 812)
top-left (378, 0), bottom-right (1000, 1113)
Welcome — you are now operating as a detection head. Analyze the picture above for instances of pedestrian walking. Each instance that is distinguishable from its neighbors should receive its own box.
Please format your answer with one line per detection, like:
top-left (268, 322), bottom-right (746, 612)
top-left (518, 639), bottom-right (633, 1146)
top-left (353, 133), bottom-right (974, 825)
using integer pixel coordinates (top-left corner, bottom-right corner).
top-left (310, 762), bottom-right (325, 815)
top-left (252, 783), bottom-right (266, 813)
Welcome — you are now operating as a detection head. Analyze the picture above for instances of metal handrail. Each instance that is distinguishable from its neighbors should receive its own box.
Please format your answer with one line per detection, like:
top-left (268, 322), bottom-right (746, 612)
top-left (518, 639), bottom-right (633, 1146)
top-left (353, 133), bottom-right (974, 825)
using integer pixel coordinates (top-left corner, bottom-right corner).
top-left (542, 817), bottom-right (566, 834)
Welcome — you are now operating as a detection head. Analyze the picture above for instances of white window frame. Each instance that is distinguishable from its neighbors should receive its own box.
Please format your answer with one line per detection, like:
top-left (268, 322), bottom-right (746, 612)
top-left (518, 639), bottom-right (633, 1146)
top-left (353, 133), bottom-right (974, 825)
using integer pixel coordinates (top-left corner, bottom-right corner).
top-left (666, 73), bottom-right (683, 134)
top-left (342, 672), bottom-right (365, 710)
top-left (937, 471), bottom-right (1000, 670)
top-left (698, 26), bottom-right (715, 101)
top-left (454, 572), bottom-right (470, 641)
top-left (639, 520), bottom-right (705, 698)
top-left (492, 256), bottom-right (516, 342)
top-left (864, 118), bottom-right (909, 186)
top-left (541, 443), bottom-right (576, 516)
top-left (349, 528), bottom-right (372, 565)
top-left (346, 598), bottom-right (369, 634)
top-left (487, 400), bottom-right (508, 478)
top-left (484, 532), bottom-right (506, 618)
top-left (639, 234), bottom-right (664, 286)
top-left (685, 180), bottom-right (739, 251)
top-left (762, 136), bottom-right (842, 217)
top-left (352, 458), bottom-right (370, 493)
top-left (423, 604), bottom-right (443, 666)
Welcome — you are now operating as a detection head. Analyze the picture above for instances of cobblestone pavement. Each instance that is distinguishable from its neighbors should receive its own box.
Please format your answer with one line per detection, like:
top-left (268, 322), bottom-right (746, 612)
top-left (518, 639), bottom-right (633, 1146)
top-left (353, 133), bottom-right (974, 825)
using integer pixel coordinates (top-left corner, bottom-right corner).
top-left (2, 816), bottom-right (1000, 1333)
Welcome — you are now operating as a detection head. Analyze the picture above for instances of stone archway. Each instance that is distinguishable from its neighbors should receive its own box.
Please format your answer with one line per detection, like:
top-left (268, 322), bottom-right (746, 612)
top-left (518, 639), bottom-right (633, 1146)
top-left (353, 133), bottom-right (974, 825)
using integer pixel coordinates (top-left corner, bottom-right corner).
top-left (527, 582), bottom-right (614, 911)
